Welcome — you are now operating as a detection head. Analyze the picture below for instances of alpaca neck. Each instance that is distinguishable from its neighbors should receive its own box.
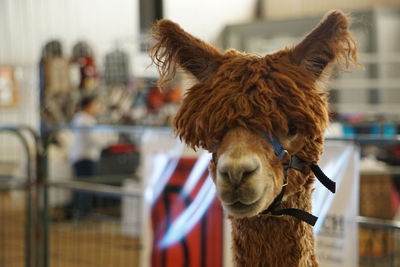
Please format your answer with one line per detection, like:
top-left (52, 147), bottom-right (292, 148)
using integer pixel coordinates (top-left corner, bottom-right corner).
top-left (230, 190), bottom-right (318, 267)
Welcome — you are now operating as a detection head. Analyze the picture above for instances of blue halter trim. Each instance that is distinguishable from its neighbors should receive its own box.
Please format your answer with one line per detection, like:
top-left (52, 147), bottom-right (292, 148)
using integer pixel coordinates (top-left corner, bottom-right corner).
top-left (263, 133), bottom-right (288, 160)
top-left (263, 133), bottom-right (335, 193)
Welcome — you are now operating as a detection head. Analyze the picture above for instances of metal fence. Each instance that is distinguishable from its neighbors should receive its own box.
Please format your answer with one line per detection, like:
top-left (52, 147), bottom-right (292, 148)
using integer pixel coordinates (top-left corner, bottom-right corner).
top-left (42, 126), bottom-right (147, 267)
top-left (0, 126), bottom-right (42, 267)
top-left (358, 216), bottom-right (400, 267)
top-left (0, 185), bottom-right (27, 267)
top-left (46, 181), bottom-right (142, 267)
top-left (2, 125), bottom-right (400, 266)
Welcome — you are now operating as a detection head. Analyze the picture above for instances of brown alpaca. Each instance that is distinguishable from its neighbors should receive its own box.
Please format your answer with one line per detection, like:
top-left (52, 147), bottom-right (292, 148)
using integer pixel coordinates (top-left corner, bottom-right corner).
top-left (151, 10), bottom-right (358, 267)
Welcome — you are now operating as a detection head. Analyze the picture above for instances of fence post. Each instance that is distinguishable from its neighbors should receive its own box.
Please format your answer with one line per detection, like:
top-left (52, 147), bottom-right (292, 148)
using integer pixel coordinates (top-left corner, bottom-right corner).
top-left (36, 131), bottom-right (49, 267)
top-left (19, 126), bottom-right (43, 267)
top-left (0, 126), bottom-right (41, 267)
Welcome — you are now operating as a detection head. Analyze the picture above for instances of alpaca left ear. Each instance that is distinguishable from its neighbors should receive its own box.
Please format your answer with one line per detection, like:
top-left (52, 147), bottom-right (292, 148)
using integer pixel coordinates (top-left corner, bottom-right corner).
top-left (290, 10), bottom-right (358, 78)
top-left (150, 19), bottom-right (224, 89)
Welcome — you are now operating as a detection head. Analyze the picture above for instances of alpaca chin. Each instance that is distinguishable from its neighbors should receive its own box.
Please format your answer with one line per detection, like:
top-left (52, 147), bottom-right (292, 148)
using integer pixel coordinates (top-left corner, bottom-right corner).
top-left (223, 200), bottom-right (263, 218)
top-left (220, 186), bottom-right (275, 218)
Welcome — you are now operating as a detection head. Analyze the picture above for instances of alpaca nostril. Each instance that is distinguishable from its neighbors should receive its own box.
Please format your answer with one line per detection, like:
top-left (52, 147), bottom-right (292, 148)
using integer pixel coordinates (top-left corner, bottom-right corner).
top-left (218, 161), bottom-right (259, 187)
top-left (219, 171), bottom-right (229, 180)
top-left (236, 167), bottom-right (259, 185)
top-left (242, 168), bottom-right (258, 180)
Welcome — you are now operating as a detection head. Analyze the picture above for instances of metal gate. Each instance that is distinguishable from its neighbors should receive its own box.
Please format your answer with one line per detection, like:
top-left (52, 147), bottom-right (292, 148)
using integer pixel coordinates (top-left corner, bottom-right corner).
top-left (359, 216), bottom-right (400, 267)
top-left (45, 181), bottom-right (142, 267)
top-left (42, 126), bottom-right (144, 267)
top-left (0, 126), bottom-right (44, 267)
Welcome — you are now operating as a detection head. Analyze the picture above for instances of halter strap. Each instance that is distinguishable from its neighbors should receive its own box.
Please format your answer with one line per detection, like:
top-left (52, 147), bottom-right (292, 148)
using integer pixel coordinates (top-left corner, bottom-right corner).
top-left (263, 133), bottom-right (288, 160)
top-left (260, 185), bottom-right (318, 226)
top-left (261, 133), bottom-right (336, 226)
top-left (310, 164), bottom-right (336, 193)
top-left (264, 133), bottom-right (336, 192)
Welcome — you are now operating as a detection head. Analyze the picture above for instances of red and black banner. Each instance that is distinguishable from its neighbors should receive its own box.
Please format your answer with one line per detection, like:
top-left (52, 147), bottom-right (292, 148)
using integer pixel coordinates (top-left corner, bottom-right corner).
top-left (151, 158), bottom-right (223, 267)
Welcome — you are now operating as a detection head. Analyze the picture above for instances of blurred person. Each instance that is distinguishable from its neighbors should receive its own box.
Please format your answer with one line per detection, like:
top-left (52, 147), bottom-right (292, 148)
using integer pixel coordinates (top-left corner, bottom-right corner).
top-left (70, 96), bottom-right (101, 174)
top-left (69, 96), bottom-right (114, 217)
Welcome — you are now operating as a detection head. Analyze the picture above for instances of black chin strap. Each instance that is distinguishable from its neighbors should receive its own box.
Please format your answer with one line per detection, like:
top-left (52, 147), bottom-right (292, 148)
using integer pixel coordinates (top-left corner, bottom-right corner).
top-left (260, 156), bottom-right (318, 226)
top-left (310, 164), bottom-right (336, 193)
top-left (260, 187), bottom-right (318, 226)
top-left (260, 134), bottom-right (336, 226)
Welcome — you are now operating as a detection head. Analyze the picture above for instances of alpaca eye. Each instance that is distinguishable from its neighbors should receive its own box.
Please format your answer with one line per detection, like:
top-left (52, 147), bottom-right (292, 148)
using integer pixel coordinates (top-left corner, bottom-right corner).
top-left (288, 124), bottom-right (297, 135)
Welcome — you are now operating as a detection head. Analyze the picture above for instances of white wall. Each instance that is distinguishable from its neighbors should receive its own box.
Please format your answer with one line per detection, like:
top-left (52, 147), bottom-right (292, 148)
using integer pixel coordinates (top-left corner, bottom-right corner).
top-left (0, 0), bottom-right (258, 84)
top-left (164, 0), bottom-right (256, 43)
top-left (378, 11), bottom-right (400, 104)
top-left (0, 66), bottom-right (38, 166)
top-left (263, 0), bottom-right (400, 19)
top-left (0, 0), bottom-right (139, 66)
top-left (0, 0), bottom-right (256, 66)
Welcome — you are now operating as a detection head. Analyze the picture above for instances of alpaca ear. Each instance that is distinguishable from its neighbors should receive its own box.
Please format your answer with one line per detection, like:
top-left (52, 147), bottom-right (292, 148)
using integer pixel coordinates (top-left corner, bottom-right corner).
top-left (290, 10), bottom-right (358, 78)
top-left (150, 19), bottom-right (224, 88)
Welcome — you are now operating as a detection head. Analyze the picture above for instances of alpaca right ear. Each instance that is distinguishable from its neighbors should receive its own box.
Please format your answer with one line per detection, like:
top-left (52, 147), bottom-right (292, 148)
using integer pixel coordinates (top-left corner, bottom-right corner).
top-left (290, 10), bottom-right (358, 79)
top-left (150, 19), bottom-right (224, 89)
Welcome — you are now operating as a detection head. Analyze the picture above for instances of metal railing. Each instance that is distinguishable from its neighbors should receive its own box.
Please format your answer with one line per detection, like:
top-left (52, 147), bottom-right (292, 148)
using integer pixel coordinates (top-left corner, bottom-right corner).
top-left (2, 125), bottom-right (400, 266)
top-left (45, 180), bottom-right (142, 267)
top-left (358, 216), bottom-right (400, 267)
top-left (0, 126), bottom-right (43, 267)
top-left (42, 125), bottom-right (150, 267)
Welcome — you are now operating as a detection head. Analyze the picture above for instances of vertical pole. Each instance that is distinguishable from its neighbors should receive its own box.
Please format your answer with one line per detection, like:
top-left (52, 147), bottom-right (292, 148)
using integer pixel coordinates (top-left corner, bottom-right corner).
top-left (22, 134), bottom-right (34, 267)
top-left (22, 126), bottom-right (43, 267)
top-left (36, 133), bottom-right (49, 267)
top-left (0, 126), bottom-right (44, 267)
top-left (7, 129), bottom-right (36, 267)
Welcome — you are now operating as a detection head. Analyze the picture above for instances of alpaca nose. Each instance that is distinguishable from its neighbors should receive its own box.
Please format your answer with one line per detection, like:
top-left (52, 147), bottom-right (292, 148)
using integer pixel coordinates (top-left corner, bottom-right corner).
top-left (218, 156), bottom-right (260, 187)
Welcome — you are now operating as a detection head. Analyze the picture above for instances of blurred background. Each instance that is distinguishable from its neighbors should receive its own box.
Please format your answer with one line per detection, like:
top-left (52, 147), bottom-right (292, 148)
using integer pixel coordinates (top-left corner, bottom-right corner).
top-left (0, 0), bottom-right (400, 266)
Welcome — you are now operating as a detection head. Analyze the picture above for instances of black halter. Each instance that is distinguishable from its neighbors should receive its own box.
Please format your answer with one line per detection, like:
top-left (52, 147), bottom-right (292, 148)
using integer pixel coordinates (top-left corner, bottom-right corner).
top-left (260, 133), bottom-right (336, 226)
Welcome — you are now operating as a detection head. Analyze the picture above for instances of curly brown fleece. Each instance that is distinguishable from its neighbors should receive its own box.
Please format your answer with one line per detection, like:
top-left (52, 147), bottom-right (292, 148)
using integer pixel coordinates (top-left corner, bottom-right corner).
top-left (151, 10), bottom-right (358, 267)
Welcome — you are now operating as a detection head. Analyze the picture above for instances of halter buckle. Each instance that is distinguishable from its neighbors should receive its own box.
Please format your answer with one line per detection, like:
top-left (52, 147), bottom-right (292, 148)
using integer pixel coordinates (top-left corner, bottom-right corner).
top-left (278, 149), bottom-right (289, 161)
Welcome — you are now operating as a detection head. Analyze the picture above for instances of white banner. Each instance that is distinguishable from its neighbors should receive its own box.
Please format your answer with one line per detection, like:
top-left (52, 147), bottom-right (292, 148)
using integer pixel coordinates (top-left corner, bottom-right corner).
top-left (314, 142), bottom-right (360, 266)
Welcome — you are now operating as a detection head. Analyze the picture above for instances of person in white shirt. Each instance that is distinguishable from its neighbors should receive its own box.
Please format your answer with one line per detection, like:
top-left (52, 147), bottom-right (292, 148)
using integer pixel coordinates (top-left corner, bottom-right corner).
top-left (69, 96), bottom-right (106, 165)
top-left (69, 96), bottom-right (107, 216)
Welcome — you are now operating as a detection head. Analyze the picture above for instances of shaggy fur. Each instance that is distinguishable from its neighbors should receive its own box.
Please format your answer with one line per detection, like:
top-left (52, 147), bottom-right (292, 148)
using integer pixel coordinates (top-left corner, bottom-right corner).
top-left (151, 10), bottom-right (358, 267)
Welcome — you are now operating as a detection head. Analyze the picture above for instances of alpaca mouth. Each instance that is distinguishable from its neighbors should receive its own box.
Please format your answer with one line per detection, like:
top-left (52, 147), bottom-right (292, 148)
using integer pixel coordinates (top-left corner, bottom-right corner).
top-left (226, 200), bottom-right (260, 214)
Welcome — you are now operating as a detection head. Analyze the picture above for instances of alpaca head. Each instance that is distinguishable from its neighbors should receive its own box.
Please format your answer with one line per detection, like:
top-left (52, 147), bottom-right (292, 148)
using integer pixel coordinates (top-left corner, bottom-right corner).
top-left (151, 10), bottom-right (357, 218)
